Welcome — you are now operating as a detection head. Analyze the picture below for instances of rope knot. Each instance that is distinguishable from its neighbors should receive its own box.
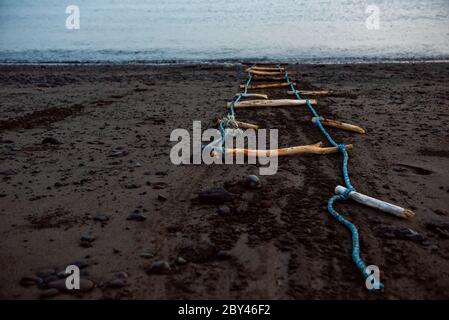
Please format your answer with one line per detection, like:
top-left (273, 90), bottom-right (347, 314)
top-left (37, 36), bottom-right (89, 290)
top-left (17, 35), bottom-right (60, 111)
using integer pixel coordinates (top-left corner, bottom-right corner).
top-left (338, 144), bottom-right (347, 152)
top-left (340, 188), bottom-right (353, 200)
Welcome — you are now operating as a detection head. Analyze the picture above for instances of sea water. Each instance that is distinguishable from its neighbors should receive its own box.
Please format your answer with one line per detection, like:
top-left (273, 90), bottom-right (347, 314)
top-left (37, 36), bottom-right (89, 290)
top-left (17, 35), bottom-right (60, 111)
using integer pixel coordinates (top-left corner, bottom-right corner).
top-left (0, 0), bottom-right (448, 63)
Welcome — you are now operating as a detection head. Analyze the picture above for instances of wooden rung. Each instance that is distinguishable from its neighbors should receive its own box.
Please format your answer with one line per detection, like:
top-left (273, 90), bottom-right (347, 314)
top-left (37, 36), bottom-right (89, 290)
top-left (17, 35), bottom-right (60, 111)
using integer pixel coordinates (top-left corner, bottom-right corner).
top-left (226, 142), bottom-right (353, 157)
top-left (251, 66), bottom-right (285, 72)
top-left (216, 118), bottom-right (259, 130)
top-left (235, 120), bottom-right (259, 130)
top-left (312, 117), bottom-right (366, 134)
top-left (235, 93), bottom-right (269, 100)
top-left (253, 75), bottom-right (285, 81)
top-left (287, 90), bottom-right (331, 96)
top-left (227, 99), bottom-right (317, 109)
top-left (240, 82), bottom-right (294, 89)
top-left (247, 70), bottom-right (285, 76)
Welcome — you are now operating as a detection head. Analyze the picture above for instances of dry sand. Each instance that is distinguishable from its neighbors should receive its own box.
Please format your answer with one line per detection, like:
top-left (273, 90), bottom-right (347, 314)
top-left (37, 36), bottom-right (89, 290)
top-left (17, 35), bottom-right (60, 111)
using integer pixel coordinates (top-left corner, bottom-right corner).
top-left (0, 63), bottom-right (448, 299)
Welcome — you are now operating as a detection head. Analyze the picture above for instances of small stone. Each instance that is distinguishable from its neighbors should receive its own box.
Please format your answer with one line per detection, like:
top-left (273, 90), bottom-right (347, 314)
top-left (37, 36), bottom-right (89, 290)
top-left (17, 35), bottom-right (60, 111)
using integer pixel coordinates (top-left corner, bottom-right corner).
top-left (127, 210), bottom-right (146, 221)
top-left (198, 187), bottom-right (233, 204)
top-left (80, 232), bottom-right (96, 247)
top-left (108, 150), bottom-right (129, 158)
top-left (245, 175), bottom-right (260, 189)
top-left (176, 256), bottom-right (187, 265)
top-left (114, 272), bottom-right (129, 279)
top-left (106, 279), bottom-right (126, 289)
top-left (435, 209), bottom-right (448, 216)
top-left (20, 275), bottom-right (43, 287)
top-left (48, 278), bottom-right (94, 293)
top-left (147, 261), bottom-right (171, 275)
top-left (36, 269), bottom-right (56, 279)
top-left (216, 250), bottom-right (232, 260)
top-left (70, 259), bottom-right (90, 269)
top-left (124, 183), bottom-right (140, 189)
top-left (157, 193), bottom-right (168, 201)
top-left (94, 213), bottom-right (110, 222)
top-left (140, 252), bottom-right (153, 259)
top-left (42, 137), bottom-right (61, 145)
top-left (40, 288), bottom-right (60, 299)
top-left (43, 275), bottom-right (59, 283)
top-left (217, 205), bottom-right (231, 215)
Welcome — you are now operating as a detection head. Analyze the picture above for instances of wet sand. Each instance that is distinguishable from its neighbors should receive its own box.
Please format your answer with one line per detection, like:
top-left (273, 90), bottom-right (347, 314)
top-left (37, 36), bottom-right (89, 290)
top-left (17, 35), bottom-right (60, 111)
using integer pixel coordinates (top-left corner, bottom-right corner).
top-left (0, 63), bottom-right (448, 299)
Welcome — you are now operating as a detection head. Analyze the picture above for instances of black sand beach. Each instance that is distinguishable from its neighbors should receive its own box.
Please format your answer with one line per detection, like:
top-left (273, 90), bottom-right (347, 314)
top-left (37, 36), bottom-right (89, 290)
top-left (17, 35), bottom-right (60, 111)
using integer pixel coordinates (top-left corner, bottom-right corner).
top-left (0, 63), bottom-right (449, 299)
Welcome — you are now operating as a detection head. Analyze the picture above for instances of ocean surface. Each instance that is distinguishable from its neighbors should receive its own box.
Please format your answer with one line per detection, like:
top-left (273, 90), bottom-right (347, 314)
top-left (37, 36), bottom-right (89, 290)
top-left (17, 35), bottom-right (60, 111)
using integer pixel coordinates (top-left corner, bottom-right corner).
top-left (0, 0), bottom-right (448, 64)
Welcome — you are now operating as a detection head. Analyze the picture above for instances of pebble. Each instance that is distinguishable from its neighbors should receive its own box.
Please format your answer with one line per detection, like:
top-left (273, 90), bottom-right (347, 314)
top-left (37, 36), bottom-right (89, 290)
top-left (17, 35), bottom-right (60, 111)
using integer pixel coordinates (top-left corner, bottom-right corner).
top-left (127, 210), bottom-right (147, 221)
top-left (147, 261), bottom-right (171, 275)
top-left (80, 232), bottom-right (96, 247)
top-left (176, 256), bottom-right (187, 265)
top-left (20, 275), bottom-right (43, 287)
top-left (245, 175), bottom-right (260, 189)
top-left (40, 288), bottom-right (59, 299)
top-left (94, 213), bottom-right (110, 222)
top-left (43, 275), bottom-right (59, 284)
top-left (36, 269), bottom-right (56, 279)
top-left (42, 137), bottom-right (61, 145)
top-left (106, 279), bottom-right (126, 289)
top-left (114, 271), bottom-right (129, 279)
top-left (198, 187), bottom-right (233, 204)
top-left (216, 250), bottom-right (232, 260)
top-left (157, 193), bottom-right (168, 201)
top-left (217, 205), bottom-right (231, 215)
top-left (70, 259), bottom-right (90, 269)
top-left (48, 278), bottom-right (94, 293)
top-left (124, 183), bottom-right (140, 189)
top-left (140, 252), bottom-right (153, 259)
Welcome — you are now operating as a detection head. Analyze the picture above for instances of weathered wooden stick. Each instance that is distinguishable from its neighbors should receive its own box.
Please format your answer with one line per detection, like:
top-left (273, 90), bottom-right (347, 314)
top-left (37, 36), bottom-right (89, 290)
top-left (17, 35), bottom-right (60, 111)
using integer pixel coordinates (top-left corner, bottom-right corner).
top-left (235, 120), bottom-right (259, 130)
top-left (240, 82), bottom-right (295, 89)
top-left (247, 70), bottom-right (285, 76)
top-left (235, 93), bottom-right (269, 100)
top-left (248, 66), bottom-right (285, 72)
top-left (335, 185), bottom-right (415, 219)
top-left (216, 118), bottom-right (259, 130)
top-left (227, 99), bottom-right (317, 109)
top-left (226, 142), bottom-right (353, 157)
top-left (287, 90), bottom-right (331, 96)
top-left (312, 117), bottom-right (366, 134)
top-left (253, 76), bottom-right (285, 81)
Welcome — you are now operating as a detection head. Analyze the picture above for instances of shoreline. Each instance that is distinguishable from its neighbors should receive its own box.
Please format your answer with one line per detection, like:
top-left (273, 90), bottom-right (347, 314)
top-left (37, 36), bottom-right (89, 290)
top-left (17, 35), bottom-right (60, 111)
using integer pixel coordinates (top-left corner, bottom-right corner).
top-left (1, 58), bottom-right (449, 66)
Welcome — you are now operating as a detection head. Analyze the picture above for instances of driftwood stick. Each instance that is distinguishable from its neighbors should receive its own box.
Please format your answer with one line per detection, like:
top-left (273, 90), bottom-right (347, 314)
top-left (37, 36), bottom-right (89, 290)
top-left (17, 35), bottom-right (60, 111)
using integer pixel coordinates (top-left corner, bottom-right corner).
top-left (287, 90), bottom-right (332, 96)
top-left (240, 82), bottom-right (295, 90)
top-left (335, 185), bottom-right (415, 219)
top-left (235, 93), bottom-right (269, 100)
top-left (226, 142), bottom-right (353, 157)
top-left (235, 120), bottom-right (259, 130)
top-left (248, 66), bottom-right (285, 72)
top-left (253, 75), bottom-right (285, 81)
top-left (312, 117), bottom-right (366, 134)
top-left (247, 70), bottom-right (285, 76)
top-left (216, 118), bottom-right (259, 130)
top-left (227, 99), bottom-right (317, 109)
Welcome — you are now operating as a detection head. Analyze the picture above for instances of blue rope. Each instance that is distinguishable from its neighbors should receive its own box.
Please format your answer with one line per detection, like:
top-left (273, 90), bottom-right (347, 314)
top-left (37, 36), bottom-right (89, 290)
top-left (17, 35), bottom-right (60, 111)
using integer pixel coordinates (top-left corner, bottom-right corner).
top-left (213, 69), bottom-right (253, 154)
top-left (282, 67), bottom-right (383, 290)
